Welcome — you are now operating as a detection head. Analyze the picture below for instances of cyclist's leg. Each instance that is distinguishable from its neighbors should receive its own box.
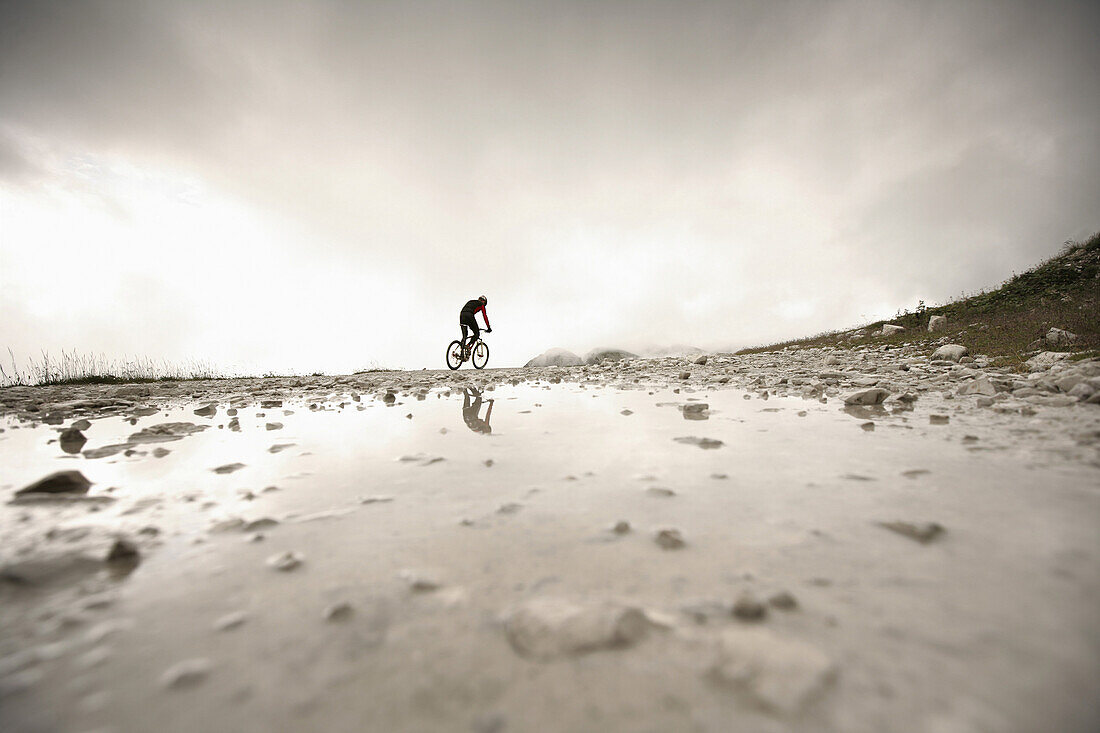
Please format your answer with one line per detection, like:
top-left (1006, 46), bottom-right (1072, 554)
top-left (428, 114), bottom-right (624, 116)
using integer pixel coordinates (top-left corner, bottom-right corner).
top-left (460, 313), bottom-right (478, 349)
top-left (469, 321), bottom-right (480, 350)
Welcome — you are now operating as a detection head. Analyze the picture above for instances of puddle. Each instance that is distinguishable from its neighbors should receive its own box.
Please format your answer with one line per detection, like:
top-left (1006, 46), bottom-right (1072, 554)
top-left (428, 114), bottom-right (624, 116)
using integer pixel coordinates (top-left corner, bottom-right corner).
top-left (1, 381), bottom-right (1099, 732)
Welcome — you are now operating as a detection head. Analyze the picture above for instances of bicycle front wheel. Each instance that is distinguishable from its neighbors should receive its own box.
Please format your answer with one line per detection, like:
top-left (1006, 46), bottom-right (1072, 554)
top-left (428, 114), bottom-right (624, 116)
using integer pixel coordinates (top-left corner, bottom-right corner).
top-left (472, 340), bottom-right (489, 369)
top-left (446, 340), bottom-right (464, 370)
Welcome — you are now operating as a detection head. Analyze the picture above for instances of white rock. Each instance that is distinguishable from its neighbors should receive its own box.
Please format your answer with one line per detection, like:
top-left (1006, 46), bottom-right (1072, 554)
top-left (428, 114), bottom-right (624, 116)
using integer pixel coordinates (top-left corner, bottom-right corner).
top-left (928, 315), bottom-right (948, 332)
top-left (882, 324), bottom-right (904, 336)
top-left (1045, 327), bottom-right (1077, 345)
top-left (1025, 351), bottom-right (1071, 372)
top-left (709, 627), bottom-right (836, 715)
top-left (931, 345), bottom-right (968, 362)
top-left (958, 376), bottom-right (996, 396)
top-left (503, 598), bottom-right (650, 660)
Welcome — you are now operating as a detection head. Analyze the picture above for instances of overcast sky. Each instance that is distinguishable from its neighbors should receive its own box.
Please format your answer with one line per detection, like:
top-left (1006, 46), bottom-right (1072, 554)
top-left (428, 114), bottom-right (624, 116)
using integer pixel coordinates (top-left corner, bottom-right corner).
top-left (1, 0), bottom-right (1098, 374)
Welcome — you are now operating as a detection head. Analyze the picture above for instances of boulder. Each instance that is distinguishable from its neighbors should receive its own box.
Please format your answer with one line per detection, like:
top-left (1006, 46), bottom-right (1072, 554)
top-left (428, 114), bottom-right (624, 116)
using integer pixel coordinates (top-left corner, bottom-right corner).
top-left (927, 315), bottom-right (948, 332)
top-left (931, 344), bottom-right (968, 362)
top-left (881, 324), bottom-right (904, 337)
top-left (524, 348), bottom-right (584, 368)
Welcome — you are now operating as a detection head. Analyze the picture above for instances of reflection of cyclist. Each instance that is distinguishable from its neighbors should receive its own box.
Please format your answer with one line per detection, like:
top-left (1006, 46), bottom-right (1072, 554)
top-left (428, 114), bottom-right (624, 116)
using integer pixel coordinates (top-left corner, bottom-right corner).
top-left (462, 388), bottom-right (493, 434)
top-left (460, 296), bottom-right (491, 353)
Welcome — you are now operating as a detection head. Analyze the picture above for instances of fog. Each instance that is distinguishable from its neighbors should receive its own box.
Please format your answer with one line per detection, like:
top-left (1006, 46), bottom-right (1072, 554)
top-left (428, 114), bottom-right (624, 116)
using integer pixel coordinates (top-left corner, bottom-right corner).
top-left (2, 0), bottom-right (1098, 373)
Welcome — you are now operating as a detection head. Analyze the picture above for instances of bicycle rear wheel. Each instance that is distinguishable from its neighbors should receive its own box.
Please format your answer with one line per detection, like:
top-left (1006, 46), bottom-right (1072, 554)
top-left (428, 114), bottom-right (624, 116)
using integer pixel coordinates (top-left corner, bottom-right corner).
top-left (472, 340), bottom-right (489, 369)
top-left (446, 340), bottom-right (464, 370)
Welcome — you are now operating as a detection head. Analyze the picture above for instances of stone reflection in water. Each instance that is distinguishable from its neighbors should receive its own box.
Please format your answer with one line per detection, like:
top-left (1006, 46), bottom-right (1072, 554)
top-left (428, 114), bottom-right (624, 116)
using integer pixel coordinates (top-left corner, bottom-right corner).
top-left (462, 387), bottom-right (494, 434)
top-left (842, 404), bottom-right (889, 421)
top-left (58, 427), bottom-right (87, 454)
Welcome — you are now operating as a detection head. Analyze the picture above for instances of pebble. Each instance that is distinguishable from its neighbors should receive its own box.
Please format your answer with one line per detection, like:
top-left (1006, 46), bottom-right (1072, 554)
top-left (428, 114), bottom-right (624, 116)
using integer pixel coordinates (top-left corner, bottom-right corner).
top-left (645, 487), bottom-right (676, 497)
top-left (398, 569), bottom-right (441, 592)
top-left (160, 658), bottom-right (212, 690)
top-left (266, 551), bottom-right (304, 571)
top-left (732, 593), bottom-right (768, 621)
top-left (878, 521), bottom-right (945, 544)
top-left (654, 529), bottom-right (685, 550)
top-left (768, 591), bottom-right (799, 610)
top-left (242, 518), bottom-right (279, 531)
top-left (105, 538), bottom-right (140, 565)
top-left (673, 436), bottom-right (724, 449)
top-left (323, 602), bottom-right (354, 622)
top-left (213, 611), bottom-right (248, 632)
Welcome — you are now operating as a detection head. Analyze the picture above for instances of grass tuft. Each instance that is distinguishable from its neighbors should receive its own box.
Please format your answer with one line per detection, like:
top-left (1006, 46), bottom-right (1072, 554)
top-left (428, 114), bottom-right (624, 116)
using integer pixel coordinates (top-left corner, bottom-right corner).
top-left (1, 349), bottom-right (225, 388)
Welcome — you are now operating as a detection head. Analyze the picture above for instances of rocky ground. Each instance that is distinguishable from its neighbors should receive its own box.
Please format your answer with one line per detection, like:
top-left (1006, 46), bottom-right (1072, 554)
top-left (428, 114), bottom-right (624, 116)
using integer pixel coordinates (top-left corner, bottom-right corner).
top-left (2, 343), bottom-right (1099, 733)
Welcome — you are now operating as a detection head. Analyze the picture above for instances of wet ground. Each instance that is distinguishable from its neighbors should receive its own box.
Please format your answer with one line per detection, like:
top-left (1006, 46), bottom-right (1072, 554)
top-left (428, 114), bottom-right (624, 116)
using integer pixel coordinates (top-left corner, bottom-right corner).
top-left (2, 359), bottom-right (1099, 733)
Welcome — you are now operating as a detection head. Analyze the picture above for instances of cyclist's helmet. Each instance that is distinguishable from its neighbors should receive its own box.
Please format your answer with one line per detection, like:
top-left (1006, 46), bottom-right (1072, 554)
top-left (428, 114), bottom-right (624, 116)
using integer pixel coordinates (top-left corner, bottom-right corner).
top-left (479, 295), bottom-right (487, 304)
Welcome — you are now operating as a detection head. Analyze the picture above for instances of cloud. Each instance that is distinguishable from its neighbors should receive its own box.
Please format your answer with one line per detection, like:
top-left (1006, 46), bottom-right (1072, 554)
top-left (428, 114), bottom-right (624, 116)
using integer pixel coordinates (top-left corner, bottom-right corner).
top-left (1, 0), bottom-right (1098, 369)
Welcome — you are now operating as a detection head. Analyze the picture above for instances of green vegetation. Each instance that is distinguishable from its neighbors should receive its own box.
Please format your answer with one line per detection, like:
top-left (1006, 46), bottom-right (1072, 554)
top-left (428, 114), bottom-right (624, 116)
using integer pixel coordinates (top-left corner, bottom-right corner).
top-left (1, 349), bottom-right (224, 387)
top-left (738, 232), bottom-right (1100, 368)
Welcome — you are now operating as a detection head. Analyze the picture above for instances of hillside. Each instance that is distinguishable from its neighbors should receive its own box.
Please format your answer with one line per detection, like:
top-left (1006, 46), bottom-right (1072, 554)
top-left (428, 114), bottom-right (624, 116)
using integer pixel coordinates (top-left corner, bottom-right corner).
top-left (738, 232), bottom-right (1100, 367)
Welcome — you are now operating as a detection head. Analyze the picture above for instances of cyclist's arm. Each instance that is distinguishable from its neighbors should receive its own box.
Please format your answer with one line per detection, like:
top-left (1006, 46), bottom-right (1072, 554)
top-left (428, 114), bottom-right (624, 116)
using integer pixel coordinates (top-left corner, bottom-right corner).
top-left (479, 306), bottom-right (491, 330)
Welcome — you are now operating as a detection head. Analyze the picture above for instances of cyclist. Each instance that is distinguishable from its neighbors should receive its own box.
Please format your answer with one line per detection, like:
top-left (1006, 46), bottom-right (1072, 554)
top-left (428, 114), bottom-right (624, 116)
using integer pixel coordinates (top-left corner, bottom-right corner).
top-left (460, 295), bottom-right (491, 354)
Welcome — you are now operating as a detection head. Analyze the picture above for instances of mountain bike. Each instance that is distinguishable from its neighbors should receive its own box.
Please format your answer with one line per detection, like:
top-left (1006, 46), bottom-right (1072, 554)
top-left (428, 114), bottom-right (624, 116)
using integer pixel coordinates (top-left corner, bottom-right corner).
top-left (446, 333), bottom-right (489, 370)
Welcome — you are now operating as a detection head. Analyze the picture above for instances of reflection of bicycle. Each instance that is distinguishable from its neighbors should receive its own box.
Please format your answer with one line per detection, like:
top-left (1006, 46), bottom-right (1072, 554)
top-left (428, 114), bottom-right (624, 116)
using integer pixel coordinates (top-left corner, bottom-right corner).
top-left (446, 333), bottom-right (490, 370)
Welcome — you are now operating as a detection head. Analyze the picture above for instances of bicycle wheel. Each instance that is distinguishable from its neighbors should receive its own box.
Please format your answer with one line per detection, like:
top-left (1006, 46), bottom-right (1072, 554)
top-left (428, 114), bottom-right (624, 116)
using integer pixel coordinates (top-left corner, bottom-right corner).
top-left (446, 340), bottom-right (464, 370)
top-left (472, 340), bottom-right (490, 369)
